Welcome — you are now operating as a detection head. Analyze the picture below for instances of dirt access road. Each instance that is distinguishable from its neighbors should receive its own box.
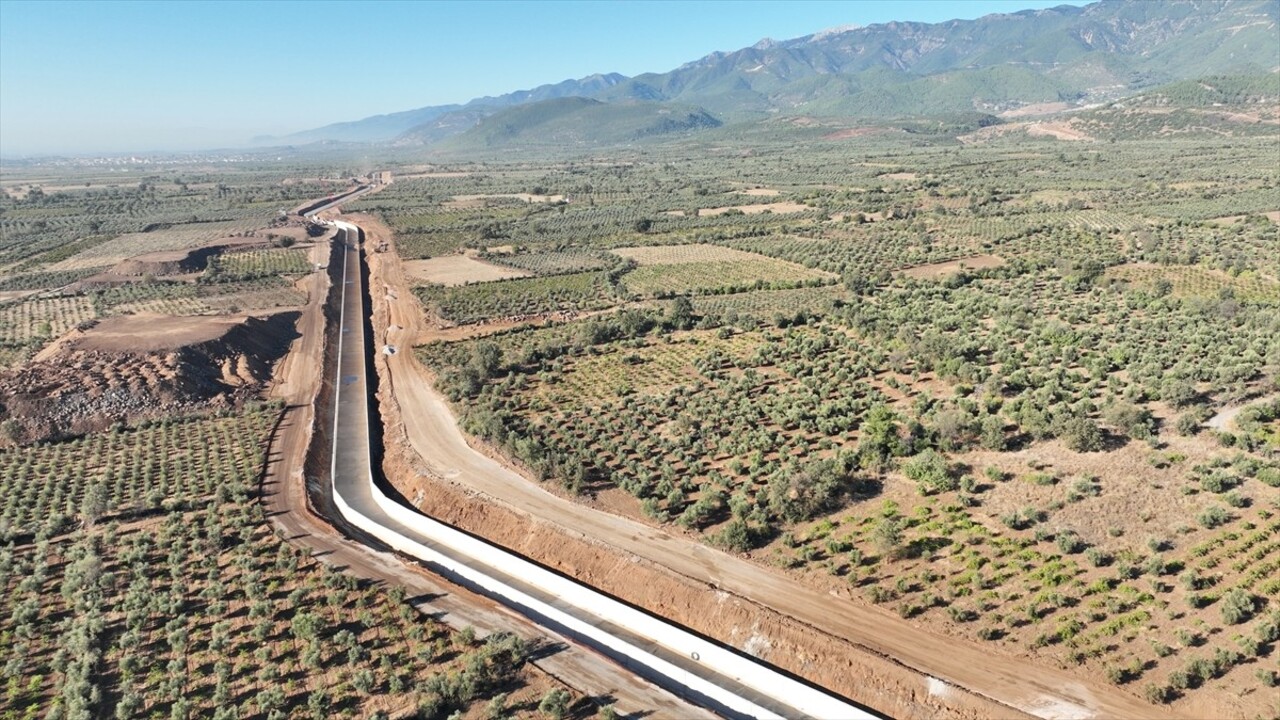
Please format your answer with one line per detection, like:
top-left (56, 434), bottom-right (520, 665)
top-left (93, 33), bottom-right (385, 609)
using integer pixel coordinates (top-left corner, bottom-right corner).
top-left (353, 210), bottom-right (1175, 720)
top-left (259, 223), bottom-right (711, 718)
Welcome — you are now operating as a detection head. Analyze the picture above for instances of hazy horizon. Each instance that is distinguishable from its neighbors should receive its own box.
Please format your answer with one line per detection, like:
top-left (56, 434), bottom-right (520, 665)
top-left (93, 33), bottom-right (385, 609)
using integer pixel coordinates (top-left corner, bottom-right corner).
top-left (1, 0), bottom-right (1088, 157)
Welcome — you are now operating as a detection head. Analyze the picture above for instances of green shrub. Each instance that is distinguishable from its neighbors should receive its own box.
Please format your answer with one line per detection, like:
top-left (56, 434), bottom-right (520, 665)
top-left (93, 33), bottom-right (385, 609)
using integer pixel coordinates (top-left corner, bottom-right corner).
top-left (903, 450), bottom-right (957, 496)
top-left (1220, 588), bottom-right (1255, 625)
top-left (1197, 506), bottom-right (1229, 528)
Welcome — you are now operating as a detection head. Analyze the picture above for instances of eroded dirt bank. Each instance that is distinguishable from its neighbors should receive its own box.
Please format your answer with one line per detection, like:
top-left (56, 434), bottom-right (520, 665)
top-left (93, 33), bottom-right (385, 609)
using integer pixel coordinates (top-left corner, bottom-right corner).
top-left (0, 311), bottom-right (299, 444)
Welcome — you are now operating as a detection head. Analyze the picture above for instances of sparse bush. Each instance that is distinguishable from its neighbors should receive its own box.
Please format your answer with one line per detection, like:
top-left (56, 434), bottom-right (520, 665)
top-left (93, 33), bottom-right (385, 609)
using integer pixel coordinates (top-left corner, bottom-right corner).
top-left (1220, 588), bottom-right (1255, 625)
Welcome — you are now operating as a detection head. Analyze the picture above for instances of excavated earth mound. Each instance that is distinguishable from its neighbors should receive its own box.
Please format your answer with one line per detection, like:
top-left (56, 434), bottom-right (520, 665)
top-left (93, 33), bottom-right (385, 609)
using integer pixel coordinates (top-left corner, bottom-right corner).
top-left (104, 238), bottom-right (271, 279)
top-left (0, 311), bottom-right (299, 444)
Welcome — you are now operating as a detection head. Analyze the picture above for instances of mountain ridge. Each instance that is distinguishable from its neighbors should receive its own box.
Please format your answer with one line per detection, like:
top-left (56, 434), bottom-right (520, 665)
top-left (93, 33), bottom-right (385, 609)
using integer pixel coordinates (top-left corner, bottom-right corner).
top-left (264, 0), bottom-right (1279, 148)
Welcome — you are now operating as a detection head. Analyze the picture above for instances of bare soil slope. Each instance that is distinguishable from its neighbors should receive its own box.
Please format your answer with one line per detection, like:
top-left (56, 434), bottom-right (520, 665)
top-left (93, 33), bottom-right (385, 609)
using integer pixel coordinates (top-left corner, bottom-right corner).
top-left (0, 312), bottom-right (299, 443)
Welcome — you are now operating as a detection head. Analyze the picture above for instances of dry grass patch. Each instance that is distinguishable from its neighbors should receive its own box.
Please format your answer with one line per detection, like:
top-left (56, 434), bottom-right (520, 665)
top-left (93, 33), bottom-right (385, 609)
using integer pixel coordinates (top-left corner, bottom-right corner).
top-left (443, 193), bottom-right (564, 210)
top-left (697, 201), bottom-right (810, 217)
top-left (614, 244), bottom-right (779, 266)
top-left (404, 255), bottom-right (533, 286)
top-left (900, 254), bottom-right (1007, 279)
top-left (1208, 210), bottom-right (1280, 226)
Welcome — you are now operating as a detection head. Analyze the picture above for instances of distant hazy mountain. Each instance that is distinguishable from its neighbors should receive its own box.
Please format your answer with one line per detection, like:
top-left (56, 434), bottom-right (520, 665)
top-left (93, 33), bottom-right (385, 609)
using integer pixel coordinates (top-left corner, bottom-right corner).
top-left (273, 0), bottom-right (1279, 147)
top-left (254, 105), bottom-right (461, 145)
top-left (406, 97), bottom-right (721, 151)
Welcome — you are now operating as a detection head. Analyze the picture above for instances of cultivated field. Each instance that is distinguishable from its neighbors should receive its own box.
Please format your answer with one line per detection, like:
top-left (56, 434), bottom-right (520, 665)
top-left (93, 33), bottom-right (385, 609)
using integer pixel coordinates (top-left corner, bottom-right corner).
top-left (0, 407), bottom-right (569, 719)
top-left (0, 163), bottom-right (583, 720)
top-left (387, 132), bottom-right (1280, 717)
top-left (47, 220), bottom-right (265, 272)
top-left (613, 244), bottom-right (837, 297)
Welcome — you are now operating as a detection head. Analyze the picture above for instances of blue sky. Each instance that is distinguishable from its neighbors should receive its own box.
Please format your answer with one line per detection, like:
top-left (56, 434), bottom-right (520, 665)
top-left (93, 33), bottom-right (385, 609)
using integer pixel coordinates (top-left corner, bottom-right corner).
top-left (0, 0), bottom-right (1087, 156)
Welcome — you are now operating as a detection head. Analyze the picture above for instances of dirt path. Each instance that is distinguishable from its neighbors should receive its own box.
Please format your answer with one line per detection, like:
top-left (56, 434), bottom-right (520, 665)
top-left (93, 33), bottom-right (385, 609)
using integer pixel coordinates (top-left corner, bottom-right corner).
top-left (355, 213), bottom-right (1176, 720)
top-left (258, 219), bottom-right (709, 718)
top-left (1206, 393), bottom-right (1280, 431)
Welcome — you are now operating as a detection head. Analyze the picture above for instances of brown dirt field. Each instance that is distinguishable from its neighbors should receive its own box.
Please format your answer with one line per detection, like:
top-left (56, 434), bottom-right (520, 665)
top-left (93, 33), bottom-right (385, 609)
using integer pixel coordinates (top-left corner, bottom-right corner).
top-left (0, 290), bottom-right (39, 302)
top-left (359, 212), bottom-right (1174, 720)
top-left (444, 193), bottom-right (565, 209)
top-left (613, 243), bottom-right (790, 266)
top-left (697, 201), bottom-right (810, 217)
top-left (879, 172), bottom-right (919, 181)
top-left (403, 254), bottom-right (532, 286)
top-left (959, 121), bottom-right (1093, 144)
top-left (1209, 210), bottom-right (1280, 226)
top-left (900, 254), bottom-right (1006, 278)
top-left (956, 433), bottom-right (1219, 550)
top-left (822, 127), bottom-right (883, 140)
top-left (1026, 121), bottom-right (1094, 142)
top-left (396, 171), bottom-right (474, 179)
top-left (67, 313), bottom-right (255, 353)
top-left (736, 187), bottom-right (781, 196)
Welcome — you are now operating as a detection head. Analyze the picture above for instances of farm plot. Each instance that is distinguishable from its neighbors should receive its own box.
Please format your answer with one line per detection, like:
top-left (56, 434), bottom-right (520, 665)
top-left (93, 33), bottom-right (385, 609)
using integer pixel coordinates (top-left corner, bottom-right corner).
top-left (444, 192), bottom-right (566, 209)
top-left (403, 255), bottom-right (532, 286)
top-left (205, 247), bottom-right (312, 282)
top-left (0, 408), bottom-right (275, 537)
top-left (198, 276), bottom-right (308, 313)
top-left (0, 268), bottom-right (100, 293)
top-left (431, 323), bottom-right (902, 503)
top-left (697, 201), bottom-right (811, 216)
top-left (0, 407), bottom-right (565, 719)
top-left (0, 295), bottom-right (95, 345)
top-left (438, 314), bottom-right (1280, 713)
top-left (93, 277), bottom-right (306, 317)
top-left (94, 281), bottom-right (198, 313)
top-left (730, 232), bottom-right (983, 279)
top-left (414, 270), bottom-right (620, 325)
top-left (534, 330), bottom-right (765, 405)
top-left (46, 219), bottom-right (263, 271)
top-left (901, 254), bottom-right (1007, 279)
top-left (690, 285), bottom-right (853, 323)
top-left (1105, 263), bottom-right (1280, 304)
top-left (485, 249), bottom-right (619, 276)
top-left (613, 244), bottom-right (836, 297)
top-left (396, 231), bottom-right (472, 260)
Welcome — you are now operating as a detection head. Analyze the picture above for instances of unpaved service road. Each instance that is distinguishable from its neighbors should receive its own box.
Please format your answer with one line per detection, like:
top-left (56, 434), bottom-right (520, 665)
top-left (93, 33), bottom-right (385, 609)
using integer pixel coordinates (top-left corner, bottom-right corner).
top-left (354, 210), bottom-right (1175, 720)
top-left (260, 221), bottom-right (711, 718)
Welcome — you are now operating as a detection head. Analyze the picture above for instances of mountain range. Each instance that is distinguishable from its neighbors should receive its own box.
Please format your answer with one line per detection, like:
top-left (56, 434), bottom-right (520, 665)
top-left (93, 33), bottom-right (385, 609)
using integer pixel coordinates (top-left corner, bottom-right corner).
top-left (261, 0), bottom-right (1280, 149)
